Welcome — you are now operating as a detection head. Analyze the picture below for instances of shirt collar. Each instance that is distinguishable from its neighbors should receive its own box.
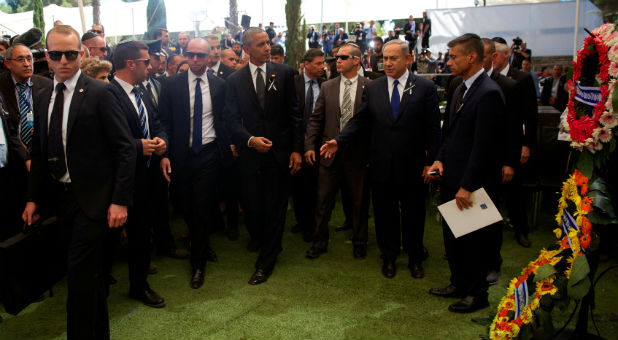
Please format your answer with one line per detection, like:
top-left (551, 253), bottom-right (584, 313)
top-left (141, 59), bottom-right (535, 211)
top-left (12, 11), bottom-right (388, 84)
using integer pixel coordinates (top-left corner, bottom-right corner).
top-left (249, 61), bottom-right (267, 76)
top-left (188, 69), bottom-right (208, 85)
top-left (303, 71), bottom-right (317, 83)
top-left (341, 74), bottom-right (359, 84)
top-left (53, 69), bottom-right (81, 93)
top-left (464, 67), bottom-right (485, 90)
top-left (486, 66), bottom-right (493, 76)
top-left (114, 76), bottom-right (137, 95)
top-left (387, 70), bottom-right (410, 88)
top-left (499, 63), bottom-right (510, 76)
top-left (11, 74), bottom-right (33, 87)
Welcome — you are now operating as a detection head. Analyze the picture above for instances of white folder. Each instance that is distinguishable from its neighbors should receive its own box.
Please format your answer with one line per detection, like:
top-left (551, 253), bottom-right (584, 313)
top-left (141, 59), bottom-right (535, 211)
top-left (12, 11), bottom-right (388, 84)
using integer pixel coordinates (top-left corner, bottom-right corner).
top-left (437, 188), bottom-right (503, 238)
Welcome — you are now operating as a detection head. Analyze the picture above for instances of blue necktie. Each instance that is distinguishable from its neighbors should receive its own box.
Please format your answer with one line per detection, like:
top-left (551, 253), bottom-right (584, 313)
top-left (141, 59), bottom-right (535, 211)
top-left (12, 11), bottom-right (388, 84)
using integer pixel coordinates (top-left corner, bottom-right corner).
top-left (391, 79), bottom-right (400, 118)
top-left (207, 69), bottom-right (214, 75)
top-left (192, 78), bottom-right (203, 154)
top-left (132, 87), bottom-right (151, 167)
top-left (16, 83), bottom-right (33, 150)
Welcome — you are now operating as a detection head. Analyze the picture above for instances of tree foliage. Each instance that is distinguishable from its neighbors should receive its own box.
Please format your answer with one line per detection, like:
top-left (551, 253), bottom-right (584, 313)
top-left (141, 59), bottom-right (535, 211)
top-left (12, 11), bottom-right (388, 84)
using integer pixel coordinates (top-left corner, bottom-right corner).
top-left (284, 0), bottom-right (306, 70)
top-left (146, 0), bottom-right (167, 38)
top-left (33, 0), bottom-right (44, 39)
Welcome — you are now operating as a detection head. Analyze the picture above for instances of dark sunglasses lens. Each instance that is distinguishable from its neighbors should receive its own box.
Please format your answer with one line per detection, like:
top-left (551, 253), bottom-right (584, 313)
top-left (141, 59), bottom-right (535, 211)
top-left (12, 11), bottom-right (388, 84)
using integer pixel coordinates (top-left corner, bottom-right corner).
top-left (143, 59), bottom-right (150, 66)
top-left (65, 51), bottom-right (79, 60)
top-left (99, 47), bottom-right (107, 52)
top-left (49, 51), bottom-right (79, 61)
top-left (187, 52), bottom-right (207, 59)
top-left (337, 55), bottom-right (351, 60)
top-left (48, 51), bottom-right (62, 61)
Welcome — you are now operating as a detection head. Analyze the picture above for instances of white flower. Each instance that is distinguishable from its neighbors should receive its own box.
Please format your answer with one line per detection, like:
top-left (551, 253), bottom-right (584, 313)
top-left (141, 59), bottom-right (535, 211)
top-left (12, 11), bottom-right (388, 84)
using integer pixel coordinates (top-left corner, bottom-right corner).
top-left (600, 111), bottom-right (617, 128)
top-left (597, 127), bottom-right (612, 143)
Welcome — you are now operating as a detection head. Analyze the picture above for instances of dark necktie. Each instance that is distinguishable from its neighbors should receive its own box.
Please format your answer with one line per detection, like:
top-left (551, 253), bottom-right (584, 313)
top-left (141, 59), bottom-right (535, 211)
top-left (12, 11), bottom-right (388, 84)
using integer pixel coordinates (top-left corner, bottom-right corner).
top-left (304, 79), bottom-right (315, 118)
top-left (48, 83), bottom-right (67, 180)
top-left (390, 79), bottom-right (400, 118)
top-left (133, 87), bottom-right (151, 166)
top-left (207, 69), bottom-right (215, 75)
top-left (255, 68), bottom-right (265, 109)
top-left (454, 83), bottom-right (467, 113)
top-left (192, 78), bottom-right (203, 154)
top-left (146, 81), bottom-right (157, 106)
top-left (16, 83), bottom-right (33, 150)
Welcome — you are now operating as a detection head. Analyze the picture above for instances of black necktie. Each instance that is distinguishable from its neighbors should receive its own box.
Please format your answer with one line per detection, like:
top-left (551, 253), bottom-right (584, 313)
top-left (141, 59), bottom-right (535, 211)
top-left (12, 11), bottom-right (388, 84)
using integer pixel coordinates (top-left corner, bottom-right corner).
top-left (48, 83), bottom-right (67, 180)
top-left (146, 81), bottom-right (157, 106)
top-left (454, 83), bottom-right (467, 113)
top-left (192, 78), bottom-right (203, 154)
top-left (255, 68), bottom-right (265, 109)
top-left (305, 79), bottom-right (315, 118)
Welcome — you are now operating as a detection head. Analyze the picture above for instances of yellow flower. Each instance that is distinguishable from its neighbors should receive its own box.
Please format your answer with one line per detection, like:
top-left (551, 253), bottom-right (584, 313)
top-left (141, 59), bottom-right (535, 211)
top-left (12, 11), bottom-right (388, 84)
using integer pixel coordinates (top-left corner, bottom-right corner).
top-left (553, 228), bottom-right (562, 238)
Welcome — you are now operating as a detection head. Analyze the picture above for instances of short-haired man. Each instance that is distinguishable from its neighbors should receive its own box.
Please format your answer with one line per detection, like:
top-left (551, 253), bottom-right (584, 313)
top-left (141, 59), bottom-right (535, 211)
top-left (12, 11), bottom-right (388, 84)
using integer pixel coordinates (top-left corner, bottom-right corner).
top-left (206, 35), bottom-right (235, 79)
top-left (91, 24), bottom-right (112, 56)
top-left (427, 33), bottom-right (505, 313)
top-left (421, 11), bottom-right (431, 48)
top-left (108, 40), bottom-right (168, 308)
top-left (403, 15), bottom-right (417, 53)
top-left (144, 40), bottom-right (165, 105)
top-left (305, 43), bottom-right (370, 259)
top-left (540, 64), bottom-right (568, 112)
top-left (154, 28), bottom-right (170, 49)
top-left (270, 44), bottom-right (285, 63)
top-left (225, 27), bottom-right (302, 285)
top-left (232, 41), bottom-right (242, 57)
top-left (166, 54), bottom-right (185, 77)
top-left (159, 38), bottom-right (232, 289)
top-left (266, 22), bottom-right (276, 42)
top-left (174, 32), bottom-right (190, 56)
top-left (23, 25), bottom-right (135, 339)
top-left (291, 48), bottom-right (325, 241)
top-left (369, 37), bottom-right (385, 74)
top-left (221, 48), bottom-right (238, 69)
top-left (322, 40), bottom-right (441, 279)
top-left (82, 32), bottom-right (108, 60)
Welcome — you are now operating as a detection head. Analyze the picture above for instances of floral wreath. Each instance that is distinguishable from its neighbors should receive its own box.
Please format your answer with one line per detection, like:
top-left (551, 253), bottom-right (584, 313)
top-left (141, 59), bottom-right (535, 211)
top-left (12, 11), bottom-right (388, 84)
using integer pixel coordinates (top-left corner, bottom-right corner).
top-left (490, 170), bottom-right (593, 340)
top-left (563, 23), bottom-right (618, 152)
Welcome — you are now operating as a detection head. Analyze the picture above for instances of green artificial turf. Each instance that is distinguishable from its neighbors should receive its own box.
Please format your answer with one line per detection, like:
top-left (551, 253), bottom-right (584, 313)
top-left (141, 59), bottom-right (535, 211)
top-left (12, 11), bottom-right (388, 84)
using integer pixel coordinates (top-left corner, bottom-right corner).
top-left (1, 193), bottom-right (616, 340)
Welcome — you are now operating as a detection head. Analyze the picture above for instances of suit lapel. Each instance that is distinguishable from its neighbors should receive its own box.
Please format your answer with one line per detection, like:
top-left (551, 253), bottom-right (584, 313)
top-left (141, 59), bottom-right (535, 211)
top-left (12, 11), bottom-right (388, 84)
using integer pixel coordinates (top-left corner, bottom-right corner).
top-left (379, 76), bottom-right (394, 123)
top-left (206, 72), bottom-right (217, 112)
top-left (37, 86), bottom-right (53, 151)
top-left (0, 75), bottom-right (19, 117)
top-left (111, 79), bottom-right (141, 134)
top-left (264, 63), bottom-right (276, 114)
top-left (241, 65), bottom-right (262, 114)
top-left (352, 76), bottom-right (364, 114)
top-left (449, 73), bottom-right (485, 129)
top-left (394, 74), bottom-right (415, 122)
top-left (67, 74), bottom-right (88, 138)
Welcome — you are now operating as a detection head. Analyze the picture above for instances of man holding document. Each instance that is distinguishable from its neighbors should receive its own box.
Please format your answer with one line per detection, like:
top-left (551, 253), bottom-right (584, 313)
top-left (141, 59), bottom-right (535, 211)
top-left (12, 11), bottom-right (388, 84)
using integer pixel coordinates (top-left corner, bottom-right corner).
top-left (427, 33), bottom-right (505, 313)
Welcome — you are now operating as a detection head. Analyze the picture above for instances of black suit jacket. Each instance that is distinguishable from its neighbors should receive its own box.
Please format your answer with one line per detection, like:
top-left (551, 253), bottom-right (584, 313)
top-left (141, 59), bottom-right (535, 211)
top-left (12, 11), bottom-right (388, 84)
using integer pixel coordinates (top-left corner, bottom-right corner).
top-left (334, 33), bottom-right (348, 46)
top-left (294, 73), bottom-right (325, 130)
top-left (0, 72), bottom-right (52, 130)
top-left (540, 75), bottom-right (568, 112)
top-left (28, 73), bottom-right (136, 219)
top-left (437, 72), bottom-right (504, 194)
top-left (335, 73), bottom-right (441, 182)
top-left (507, 67), bottom-right (538, 149)
top-left (159, 70), bottom-right (232, 172)
top-left (0, 97), bottom-right (28, 166)
top-left (225, 62), bottom-right (302, 174)
top-left (215, 63), bottom-right (235, 80)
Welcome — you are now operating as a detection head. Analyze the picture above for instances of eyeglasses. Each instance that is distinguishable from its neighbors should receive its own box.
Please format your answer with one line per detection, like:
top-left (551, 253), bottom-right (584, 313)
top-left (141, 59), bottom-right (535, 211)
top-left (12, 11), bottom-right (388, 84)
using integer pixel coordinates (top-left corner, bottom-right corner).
top-left (127, 58), bottom-right (150, 66)
top-left (90, 30), bottom-right (103, 34)
top-left (7, 56), bottom-right (33, 63)
top-left (186, 52), bottom-right (208, 59)
top-left (210, 45), bottom-right (221, 50)
top-left (47, 50), bottom-right (80, 61)
top-left (336, 55), bottom-right (358, 60)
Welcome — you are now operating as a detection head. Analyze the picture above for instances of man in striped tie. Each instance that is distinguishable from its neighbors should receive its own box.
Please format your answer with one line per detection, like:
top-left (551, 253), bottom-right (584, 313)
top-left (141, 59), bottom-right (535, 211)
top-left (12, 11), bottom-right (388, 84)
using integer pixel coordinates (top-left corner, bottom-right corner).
top-left (106, 40), bottom-right (168, 308)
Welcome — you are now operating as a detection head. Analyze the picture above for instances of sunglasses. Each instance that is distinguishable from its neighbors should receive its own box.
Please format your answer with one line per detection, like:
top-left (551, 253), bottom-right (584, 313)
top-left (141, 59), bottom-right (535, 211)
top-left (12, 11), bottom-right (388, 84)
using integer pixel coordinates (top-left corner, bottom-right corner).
top-left (47, 50), bottom-right (80, 61)
top-left (91, 30), bottom-right (103, 34)
top-left (336, 55), bottom-right (358, 60)
top-left (127, 58), bottom-right (150, 66)
top-left (186, 52), bottom-right (208, 59)
top-left (91, 47), bottom-right (107, 52)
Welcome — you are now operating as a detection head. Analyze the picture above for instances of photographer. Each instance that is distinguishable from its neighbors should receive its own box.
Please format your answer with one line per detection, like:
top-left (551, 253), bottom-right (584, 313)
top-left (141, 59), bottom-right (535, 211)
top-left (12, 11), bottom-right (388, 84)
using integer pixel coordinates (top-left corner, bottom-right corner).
top-left (510, 37), bottom-right (531, 70)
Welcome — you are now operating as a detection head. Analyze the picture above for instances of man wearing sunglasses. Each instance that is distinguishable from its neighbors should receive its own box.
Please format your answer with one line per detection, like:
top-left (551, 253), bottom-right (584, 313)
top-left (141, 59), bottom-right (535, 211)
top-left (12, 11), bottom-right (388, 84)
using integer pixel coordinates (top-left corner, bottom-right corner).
top-left (144, 40), bottom-right (165, 105)
top-left (23, 25), bottom-right (135, 339)
top-left (82, 32), bottom-right (108, 60)
top-left (205, 35), bottom-right (235, 79)
top-left (225, 27), bottom-right (302, 285)
top-left (159, 38), bottom-right (232, 289)
top-left (90, 24), bottom-right (112, 58)
top-left (321, 40), bottom-right (441, 280)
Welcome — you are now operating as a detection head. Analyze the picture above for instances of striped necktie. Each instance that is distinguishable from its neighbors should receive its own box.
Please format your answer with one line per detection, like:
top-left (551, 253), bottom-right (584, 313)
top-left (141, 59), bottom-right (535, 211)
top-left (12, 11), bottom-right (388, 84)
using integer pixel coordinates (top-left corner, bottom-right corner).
top-left (16, 83), bottom-right (33, 150)
top-left (133, 87), bottom-right (151, 166)
top-left (340, 79), bottom-right (353, 129)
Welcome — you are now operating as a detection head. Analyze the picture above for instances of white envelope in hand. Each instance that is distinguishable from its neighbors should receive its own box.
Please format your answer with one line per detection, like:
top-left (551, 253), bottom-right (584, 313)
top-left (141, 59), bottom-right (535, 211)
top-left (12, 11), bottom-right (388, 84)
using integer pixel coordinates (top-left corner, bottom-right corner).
top-left (438, 188), bottom-right (503, 238)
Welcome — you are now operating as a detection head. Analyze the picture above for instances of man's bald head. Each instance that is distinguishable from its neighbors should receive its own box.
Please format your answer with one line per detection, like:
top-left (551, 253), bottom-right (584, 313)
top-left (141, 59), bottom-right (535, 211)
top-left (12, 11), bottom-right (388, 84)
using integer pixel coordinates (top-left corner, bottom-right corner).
top-left (83, 35), bottom-right (107, 59)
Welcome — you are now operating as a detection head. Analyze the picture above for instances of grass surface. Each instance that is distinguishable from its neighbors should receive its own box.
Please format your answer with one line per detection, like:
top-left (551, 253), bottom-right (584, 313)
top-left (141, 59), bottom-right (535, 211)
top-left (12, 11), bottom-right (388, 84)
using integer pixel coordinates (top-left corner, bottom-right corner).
top-left (1, 192), bottom-right (617, 340)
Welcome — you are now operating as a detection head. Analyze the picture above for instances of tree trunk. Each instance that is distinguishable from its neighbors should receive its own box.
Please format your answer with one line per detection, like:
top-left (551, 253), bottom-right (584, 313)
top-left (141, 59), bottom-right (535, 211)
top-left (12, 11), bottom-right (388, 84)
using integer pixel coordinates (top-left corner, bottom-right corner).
top-left (92, 0), bottom-right (100, 25)
top-left (229, 0), bottom-right (238, 26)
top-left (285, 0), bottom-right (306, 69)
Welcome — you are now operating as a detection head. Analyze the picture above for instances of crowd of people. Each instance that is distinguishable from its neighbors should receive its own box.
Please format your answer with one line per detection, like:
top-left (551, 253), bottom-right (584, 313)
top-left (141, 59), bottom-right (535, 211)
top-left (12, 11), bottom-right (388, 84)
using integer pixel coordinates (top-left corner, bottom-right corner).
top-left (0, 16), bottom-right (555, 339)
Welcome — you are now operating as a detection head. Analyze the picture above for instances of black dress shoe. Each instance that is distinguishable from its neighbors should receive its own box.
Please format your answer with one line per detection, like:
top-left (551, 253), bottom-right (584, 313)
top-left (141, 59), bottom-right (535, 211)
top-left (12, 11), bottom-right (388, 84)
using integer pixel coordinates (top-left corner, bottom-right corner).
top-left (190, 269), bottom-right (205, 289)
top-left (382, 260), bottom-right (396, 278)
top-left (448, 296), bottom-right (489, 313)
top-left (248, 268), bottom-right (270, 285)
top-left (149, 263), bottom-right (158, 275)
top-left (409, 263), bottom-right (425, 279)
top-left (429, 284), bottom-right (462, 298)
top-left (353, 244), bottom-right (367, 259)
top-left (305, 245), bottom-right (327, 259)
top-left (246, 239), bottom-right (260, 252)
top-left (226, 227), bottom-right (239, 241)
top-left (335, 222), bottom-right (352, 232)
top-left (516, 233), bottom-right (531, 248)
top-left (206, 248), bottom-right (218, 262)
top-left (130, 288), bottom-right (166, 308)
top-left (168, 248), bottom-right (189, 259)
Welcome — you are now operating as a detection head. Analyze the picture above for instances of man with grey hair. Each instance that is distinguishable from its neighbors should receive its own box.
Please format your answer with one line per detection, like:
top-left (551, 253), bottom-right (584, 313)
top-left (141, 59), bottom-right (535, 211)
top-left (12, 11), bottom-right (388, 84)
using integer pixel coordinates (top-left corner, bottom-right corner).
top-left (159, 38), bottom-right (233, 289)
top-left (322, 38), bottom-right (441, 280)
top-left (225, 27), bottom-right (302, 285)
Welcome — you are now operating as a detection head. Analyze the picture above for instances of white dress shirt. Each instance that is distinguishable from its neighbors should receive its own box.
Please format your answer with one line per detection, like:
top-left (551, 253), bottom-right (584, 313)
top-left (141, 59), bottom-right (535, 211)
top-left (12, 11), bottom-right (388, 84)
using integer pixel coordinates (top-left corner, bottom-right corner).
top-left (48, 69), bottom-right (81, 183)
top-left (188, 70), bottom-right (216, 147)
top-left (303, 72), bottom-right (320, 112)
top-left (247, 61), bottom-right (268, 146)
top-left (387, 70), bottom-right (409, 101)
top-left (208, 61), bottom-right (221, 75)
top-left (499, 63), bottom-right (510, 77)
top-left (463, 67), bottom-right (485, 99)
top-left (339, 74), bottom-right (359, 107)
top-left (114, 76), bottom-right (150, 137)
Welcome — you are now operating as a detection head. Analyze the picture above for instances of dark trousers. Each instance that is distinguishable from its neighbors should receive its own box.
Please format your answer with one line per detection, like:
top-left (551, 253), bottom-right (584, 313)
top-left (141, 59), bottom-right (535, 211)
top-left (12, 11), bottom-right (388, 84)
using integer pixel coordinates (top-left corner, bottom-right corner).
top-left (0, 167), bottom-right (26, 241)
top-left (422, 35), bottom-right (430, 48)
top-left (504, 168), bottom-right (529, 235)
top-left (441, 187), bottom-right (495, 300)
top-left (53, 184), bottom-right (109, 340)
top-left (242, 153), bottom-right (289, 272)
top-left (313, 157), bottom-right (368, 246)
top-left (371, 169), bottom-right (426, 264)
top-left (220, 160), bottom-right (241, 231)
top-left (174, 142), bottom-right (220, 270)
top-left (291, 161), bottom-right (317, 236)
top-left (151, 157), bottom-right (176, 253)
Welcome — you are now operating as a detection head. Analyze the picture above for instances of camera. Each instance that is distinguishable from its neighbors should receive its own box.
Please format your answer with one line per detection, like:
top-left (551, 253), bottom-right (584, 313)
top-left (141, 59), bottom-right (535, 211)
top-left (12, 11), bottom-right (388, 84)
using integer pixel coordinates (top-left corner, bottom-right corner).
top-left (512, 37), bottom-right (523, 50)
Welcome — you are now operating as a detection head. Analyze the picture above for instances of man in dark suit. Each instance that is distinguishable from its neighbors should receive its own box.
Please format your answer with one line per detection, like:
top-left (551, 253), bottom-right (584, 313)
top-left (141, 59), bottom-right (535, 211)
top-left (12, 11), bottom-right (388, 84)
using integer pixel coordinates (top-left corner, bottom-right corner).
top-left (107, 40), bottom-right (168, 307)
top-left (492, 37), bottom-right (538, 248)
top-left (225, 27), bottom-right (303, 285)
top-left (22, 25), bottom-right (135, 339)
top-left (291, 48), bottom-right (325, 242)
top-left (305, 43), bottom-right (370, 259)
top-left (144, 40), bottom-right (164, 105)
top-left (307, 26), bottom-right (320, 49)
top-left (334, 28), bottom-right (348, 47)
top-left (427, 33), bottom-right (504, 313)
top-left (421, 11), bottom-right (431, 49)
top-left (0, 44), bottom-right (52, 151)
top-left (321, 40), bottom-right (441, 279)
top-left (206, 35), bottom-right (235, 79)
top-left (540, 65), bottom-right (568, 112)
top-left (159, 38), bottom-right (232, 289)
top-left (403, 15), bottom-right (417, 54)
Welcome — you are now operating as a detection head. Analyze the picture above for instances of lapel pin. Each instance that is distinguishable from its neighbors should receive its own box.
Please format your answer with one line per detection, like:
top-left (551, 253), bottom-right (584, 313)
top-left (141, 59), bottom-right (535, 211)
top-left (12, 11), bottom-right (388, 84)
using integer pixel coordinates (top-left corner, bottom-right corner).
top-left (219, 71), bottom-right (223, 75)
top-left (79, 88), bottom-right (84, 93)
top-left (404, 84), bottom-right (415, 95)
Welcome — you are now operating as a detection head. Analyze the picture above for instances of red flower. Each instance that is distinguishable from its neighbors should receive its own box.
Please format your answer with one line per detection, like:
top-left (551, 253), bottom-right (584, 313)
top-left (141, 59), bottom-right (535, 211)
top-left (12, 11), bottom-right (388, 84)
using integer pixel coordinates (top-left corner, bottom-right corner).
top-left (561, 237), bottom-right (570, 250)
top-left (580, 234), bottom-right (591, 249)
top-left (581, 196), bottom-right (594, 212)
top-left (581, 217), bottom-right (592, 234)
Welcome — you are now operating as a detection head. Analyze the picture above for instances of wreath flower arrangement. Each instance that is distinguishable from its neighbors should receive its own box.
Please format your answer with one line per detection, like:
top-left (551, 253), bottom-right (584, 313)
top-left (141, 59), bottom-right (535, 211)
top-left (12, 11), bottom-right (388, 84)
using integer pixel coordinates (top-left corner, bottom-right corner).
top-left (564, 23), bottom-right (618, 153)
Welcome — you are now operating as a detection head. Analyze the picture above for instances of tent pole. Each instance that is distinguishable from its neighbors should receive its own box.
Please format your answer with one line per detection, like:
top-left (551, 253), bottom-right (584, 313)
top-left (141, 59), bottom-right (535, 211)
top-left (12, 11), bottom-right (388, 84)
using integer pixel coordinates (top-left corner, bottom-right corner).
top-left (573, 0), bottom-right (580, 61)
top-left (77, 0), bottom-right (86, 34)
